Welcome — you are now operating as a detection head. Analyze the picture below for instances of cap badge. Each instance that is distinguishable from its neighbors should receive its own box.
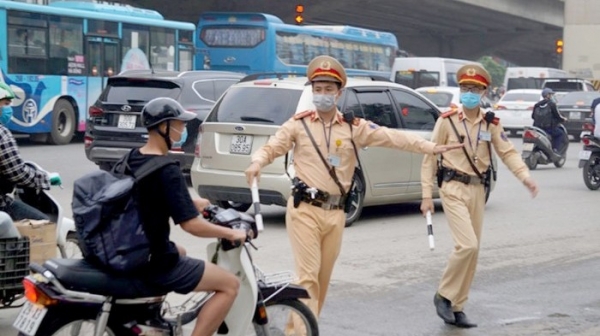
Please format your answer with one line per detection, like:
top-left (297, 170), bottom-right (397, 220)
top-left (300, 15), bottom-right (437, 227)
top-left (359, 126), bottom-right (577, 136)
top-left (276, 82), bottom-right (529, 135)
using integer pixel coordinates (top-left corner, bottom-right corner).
top-left (466, 68), bottom-right (476, 76)
top-left (320, 61), bottom-right (331, 70)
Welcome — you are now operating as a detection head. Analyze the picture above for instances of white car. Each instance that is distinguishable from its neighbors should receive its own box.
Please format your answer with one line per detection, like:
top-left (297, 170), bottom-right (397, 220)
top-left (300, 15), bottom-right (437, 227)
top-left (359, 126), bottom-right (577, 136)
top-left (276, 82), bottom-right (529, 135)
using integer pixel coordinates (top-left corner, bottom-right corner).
top-left (493, 89), bottom-right (542, 136)
top-left (416, 86), bottom-right (493, 112)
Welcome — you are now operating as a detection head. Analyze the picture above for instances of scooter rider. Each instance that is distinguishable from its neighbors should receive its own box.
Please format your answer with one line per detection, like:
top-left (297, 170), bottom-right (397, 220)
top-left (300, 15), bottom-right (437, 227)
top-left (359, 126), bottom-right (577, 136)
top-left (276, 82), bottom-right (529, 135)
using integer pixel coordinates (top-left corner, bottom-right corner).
top-left (532, 88), bottom-right (567, 152)
top-left (129, 97), bottom-right (247, 336)
top-left (0, 82), bottom-right (51, 222)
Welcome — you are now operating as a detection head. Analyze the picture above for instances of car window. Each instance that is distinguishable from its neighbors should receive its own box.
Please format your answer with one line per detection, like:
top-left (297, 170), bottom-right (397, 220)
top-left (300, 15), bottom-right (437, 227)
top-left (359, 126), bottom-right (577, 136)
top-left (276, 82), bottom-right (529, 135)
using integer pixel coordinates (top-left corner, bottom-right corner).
top-left (390, 89), bottom-right (437, 130)
top-left (205, 86), bottom-right (302, 125)
top-left (446, 73), bottom-right (458, 87)
top-left (355, 91), bottom-right (398, 128)
top-left (193, 81), bottom-right (216, 101)
top-left (557, 92), bottom-right (600, 105)
top-left (341, 90), bottom-right (365, 118)
top-left (501, 93), bottom-right (540, 102)
top-left (418, 91), bottom-right (454, 108)
top-left (214, 79), bottom-right (239, 100)
top-left (103, 79), bottom-right (181, 103)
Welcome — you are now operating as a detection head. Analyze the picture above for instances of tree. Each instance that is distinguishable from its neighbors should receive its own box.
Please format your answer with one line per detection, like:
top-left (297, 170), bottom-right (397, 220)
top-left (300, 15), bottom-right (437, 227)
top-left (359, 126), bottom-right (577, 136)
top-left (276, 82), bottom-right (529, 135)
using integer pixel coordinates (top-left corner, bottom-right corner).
top-left (478, 56), bottom-right (506, 88)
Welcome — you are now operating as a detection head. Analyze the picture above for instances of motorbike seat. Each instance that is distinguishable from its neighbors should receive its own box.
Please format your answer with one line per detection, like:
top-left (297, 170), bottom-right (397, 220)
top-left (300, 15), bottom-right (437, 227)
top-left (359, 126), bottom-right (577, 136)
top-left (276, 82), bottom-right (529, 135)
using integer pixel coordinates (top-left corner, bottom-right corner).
top-left (41, 258), bottom-right (168, 299)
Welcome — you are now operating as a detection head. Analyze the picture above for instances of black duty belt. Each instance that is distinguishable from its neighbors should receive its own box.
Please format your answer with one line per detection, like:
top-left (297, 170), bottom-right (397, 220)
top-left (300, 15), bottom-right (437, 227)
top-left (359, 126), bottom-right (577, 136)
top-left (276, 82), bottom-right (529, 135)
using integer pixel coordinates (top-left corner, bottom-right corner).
top-left (443, 168), bottom-right (485, 185)
top-left (292, 189), bottom-right (345, 210)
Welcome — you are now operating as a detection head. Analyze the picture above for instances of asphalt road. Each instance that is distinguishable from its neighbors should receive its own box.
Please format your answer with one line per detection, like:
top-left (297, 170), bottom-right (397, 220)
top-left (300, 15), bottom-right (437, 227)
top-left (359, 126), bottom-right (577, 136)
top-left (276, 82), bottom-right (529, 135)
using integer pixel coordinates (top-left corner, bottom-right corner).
top-left (1, 136), bottom-right (599, 336)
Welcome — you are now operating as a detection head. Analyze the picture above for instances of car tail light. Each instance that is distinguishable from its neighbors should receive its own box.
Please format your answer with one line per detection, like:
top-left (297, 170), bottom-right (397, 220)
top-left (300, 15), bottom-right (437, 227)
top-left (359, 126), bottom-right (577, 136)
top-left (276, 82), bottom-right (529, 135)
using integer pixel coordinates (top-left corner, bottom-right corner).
top-left (84, 135), bottom-right (93, 148)
top-left (582, 122), bottom-right (595, 132)
top-left (23, 278), bottom-right (56, 306)
top-left (195, 124), bottom-right (204, 158)
top-left (88, 106), bottom-right (104, 117)
top-left (495, 105), bottom-right (507, 110)
top-left (523, 129), bottom-right (538, 139)
top-left (583, 137), bottom-right (591, 146)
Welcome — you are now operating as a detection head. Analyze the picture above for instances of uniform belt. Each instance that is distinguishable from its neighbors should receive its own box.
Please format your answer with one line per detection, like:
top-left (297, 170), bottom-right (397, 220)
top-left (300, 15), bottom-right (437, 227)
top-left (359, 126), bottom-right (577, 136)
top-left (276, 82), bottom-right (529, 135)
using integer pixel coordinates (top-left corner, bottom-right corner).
top-left (448, 170), bottom-right (485, 185)
top-left (295, 190), bottom-right (345, 210)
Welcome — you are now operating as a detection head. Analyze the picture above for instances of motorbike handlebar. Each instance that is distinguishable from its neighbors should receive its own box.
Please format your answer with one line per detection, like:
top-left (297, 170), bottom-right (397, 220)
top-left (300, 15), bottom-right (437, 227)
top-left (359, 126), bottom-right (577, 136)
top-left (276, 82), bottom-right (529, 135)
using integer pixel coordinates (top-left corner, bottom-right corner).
top-left (202, 205), bottom-right (259, 241)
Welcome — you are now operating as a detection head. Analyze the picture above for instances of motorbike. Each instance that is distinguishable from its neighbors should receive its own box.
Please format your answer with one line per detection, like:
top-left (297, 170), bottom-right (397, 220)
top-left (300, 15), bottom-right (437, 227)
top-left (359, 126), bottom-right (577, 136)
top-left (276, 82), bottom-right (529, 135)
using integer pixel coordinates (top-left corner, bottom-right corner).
top-left (578, 123), bottom-right (600, 190)
top-left (521, 124), bottom-right (569, 170)
top-left (12, 205), bottom-right (319, 336)
top-left (0, 163), bottom-right (77, 308)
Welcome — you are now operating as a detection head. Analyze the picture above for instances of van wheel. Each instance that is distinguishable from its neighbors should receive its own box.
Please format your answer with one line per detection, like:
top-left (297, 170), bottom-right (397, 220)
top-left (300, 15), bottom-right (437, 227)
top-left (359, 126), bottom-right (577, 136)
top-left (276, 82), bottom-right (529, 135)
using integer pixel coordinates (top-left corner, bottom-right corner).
top-left (49, 99), bottom-right (76, 145)
top-left (216, 201), bottom-right (251, 212)
top-left (345, 172), bottom-right (365, 227)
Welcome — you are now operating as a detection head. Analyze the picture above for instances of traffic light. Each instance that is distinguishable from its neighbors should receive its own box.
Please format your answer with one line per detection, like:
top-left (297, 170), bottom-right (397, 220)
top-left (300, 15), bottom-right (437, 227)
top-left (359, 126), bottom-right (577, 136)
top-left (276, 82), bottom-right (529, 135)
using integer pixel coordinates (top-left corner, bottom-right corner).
top-left (295, 4), bottom-right (304, 25)
top-left (555, 39), bottom-right (564, 54)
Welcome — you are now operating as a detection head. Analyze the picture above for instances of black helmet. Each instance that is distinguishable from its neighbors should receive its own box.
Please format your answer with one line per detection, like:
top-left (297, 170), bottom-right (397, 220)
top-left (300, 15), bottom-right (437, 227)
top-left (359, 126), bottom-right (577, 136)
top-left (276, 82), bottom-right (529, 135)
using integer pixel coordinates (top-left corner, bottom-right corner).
top-left (141, 97), bottom-right (195, 129)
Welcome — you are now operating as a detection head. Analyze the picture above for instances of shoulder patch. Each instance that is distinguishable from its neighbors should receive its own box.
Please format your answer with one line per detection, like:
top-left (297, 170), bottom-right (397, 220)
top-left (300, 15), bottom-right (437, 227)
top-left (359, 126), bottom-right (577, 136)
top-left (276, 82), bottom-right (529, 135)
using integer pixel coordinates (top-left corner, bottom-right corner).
top-left (293, 110), bottom-right (315, 120)
top-left (492, 117), bottom-right (500, 125)
top-left (440, 109), bottom-right (458, 118)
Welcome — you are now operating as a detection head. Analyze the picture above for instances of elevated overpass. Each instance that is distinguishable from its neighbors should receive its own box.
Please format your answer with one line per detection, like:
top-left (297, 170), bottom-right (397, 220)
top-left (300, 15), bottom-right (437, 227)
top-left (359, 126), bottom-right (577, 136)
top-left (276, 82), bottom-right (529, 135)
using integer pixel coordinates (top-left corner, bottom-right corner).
top-left (130, 0), bottom-right (564, 66)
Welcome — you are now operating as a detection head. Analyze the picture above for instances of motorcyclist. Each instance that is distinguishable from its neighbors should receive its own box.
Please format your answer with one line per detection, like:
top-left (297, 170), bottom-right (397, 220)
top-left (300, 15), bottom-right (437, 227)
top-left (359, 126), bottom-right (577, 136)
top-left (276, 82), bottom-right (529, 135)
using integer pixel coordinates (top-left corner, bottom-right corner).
top-left (532, 88), bottom-right (567, 152)
top-left (0, 82), bottom-right (51, 224)
top-left (128, 97), bottom-right (247, 336)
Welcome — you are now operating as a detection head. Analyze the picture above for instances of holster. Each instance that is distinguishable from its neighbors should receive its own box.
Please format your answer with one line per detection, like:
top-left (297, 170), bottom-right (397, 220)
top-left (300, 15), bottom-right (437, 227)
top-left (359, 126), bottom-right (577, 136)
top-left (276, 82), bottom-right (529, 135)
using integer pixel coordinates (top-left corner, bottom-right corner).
top-left (291, 177), bottom-right (307, 208)
top-left (343, 190), bottom-right (355, 213)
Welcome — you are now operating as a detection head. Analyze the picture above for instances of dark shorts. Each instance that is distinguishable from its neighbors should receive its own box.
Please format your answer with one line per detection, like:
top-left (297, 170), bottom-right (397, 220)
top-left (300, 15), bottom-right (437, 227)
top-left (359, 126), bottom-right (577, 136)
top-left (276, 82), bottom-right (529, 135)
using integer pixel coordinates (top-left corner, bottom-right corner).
top-left (144, 256), bottom-right (205, 295)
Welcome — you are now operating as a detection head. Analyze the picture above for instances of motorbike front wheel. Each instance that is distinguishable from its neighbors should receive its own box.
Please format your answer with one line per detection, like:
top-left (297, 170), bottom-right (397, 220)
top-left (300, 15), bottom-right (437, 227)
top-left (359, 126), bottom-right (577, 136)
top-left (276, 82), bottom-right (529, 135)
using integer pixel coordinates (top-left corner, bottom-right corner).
top-left (18, 307), bottom-right (123, 336)
top-left (583, 154), bottom-right (600, 190)
top-left (254, 299), bottom-right (319, 336)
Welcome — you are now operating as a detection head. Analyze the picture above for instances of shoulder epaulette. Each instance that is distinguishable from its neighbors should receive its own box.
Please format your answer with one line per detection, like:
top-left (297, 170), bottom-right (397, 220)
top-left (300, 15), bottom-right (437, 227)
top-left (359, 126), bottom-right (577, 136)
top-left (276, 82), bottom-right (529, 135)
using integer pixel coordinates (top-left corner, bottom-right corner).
top-left (440, 109), bottom-right (458, 118)
top-left (491, 117), bottom-right (500, 125)
top-left (293, 110), bottom-right (315, 120)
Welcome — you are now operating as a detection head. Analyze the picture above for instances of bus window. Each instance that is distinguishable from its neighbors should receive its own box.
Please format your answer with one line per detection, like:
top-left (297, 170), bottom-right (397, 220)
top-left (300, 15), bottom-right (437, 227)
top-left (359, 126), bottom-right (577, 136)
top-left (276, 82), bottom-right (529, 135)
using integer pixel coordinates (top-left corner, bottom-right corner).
top-left (178, 30), bottom-right (194, 71)
top-left (49, 16), bottom-right (83, 75)
top-left (150, 27), bottom-right (175, 70)
top-left (87, 41), bottom-right (102, 76)
top-left (88, 20), bottom-right (118, 36)
top-left (7, 11), bottom-right (48, 74)
top-left (122, 24), bottom-right (150, 62)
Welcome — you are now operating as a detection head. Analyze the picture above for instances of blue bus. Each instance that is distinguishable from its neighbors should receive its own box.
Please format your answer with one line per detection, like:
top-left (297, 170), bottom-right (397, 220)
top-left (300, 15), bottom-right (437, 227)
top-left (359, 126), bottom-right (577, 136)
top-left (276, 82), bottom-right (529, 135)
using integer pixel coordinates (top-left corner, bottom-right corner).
top-left (0, 0), bottom-right (195, 144)
top-left (195, 12), bottom-right (398, 79)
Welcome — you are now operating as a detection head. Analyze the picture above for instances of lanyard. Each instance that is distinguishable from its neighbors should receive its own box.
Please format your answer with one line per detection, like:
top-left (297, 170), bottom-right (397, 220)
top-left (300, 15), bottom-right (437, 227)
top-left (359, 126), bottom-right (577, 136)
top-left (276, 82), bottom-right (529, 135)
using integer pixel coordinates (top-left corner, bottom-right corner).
top-left (322, 120), bottom-right (333, 154)
top-left (462, 120), bottom-right (482, 161)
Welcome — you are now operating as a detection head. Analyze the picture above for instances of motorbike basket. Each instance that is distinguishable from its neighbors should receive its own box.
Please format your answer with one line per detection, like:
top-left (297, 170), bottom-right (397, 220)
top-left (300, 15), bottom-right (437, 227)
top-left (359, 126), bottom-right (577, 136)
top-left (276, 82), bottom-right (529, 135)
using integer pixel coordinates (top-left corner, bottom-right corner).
top-left (0, 237), bottom-right (30, 300)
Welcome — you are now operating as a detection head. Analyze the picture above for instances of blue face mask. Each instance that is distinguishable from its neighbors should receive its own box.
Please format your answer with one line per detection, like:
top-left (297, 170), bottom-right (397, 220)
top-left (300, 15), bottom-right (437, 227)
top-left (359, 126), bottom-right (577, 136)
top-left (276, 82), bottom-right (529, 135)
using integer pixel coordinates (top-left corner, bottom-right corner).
top-left (460, 92), bottom-right (482, 109)
top-left (0, 106), bottom-right (13, 126)
top-left (170, 127), bottom-right (188, 148)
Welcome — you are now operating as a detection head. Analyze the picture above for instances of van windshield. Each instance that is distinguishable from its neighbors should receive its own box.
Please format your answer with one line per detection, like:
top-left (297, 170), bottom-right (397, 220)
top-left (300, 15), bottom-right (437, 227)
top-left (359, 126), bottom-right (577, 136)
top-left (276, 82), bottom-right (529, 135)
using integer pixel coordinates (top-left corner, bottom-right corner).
top-left (543, 81), bottom-right (584, 92)
top-left (394, 70), bottom-right (440, 89)
top-left (507, 78), bottom-right (544, 91)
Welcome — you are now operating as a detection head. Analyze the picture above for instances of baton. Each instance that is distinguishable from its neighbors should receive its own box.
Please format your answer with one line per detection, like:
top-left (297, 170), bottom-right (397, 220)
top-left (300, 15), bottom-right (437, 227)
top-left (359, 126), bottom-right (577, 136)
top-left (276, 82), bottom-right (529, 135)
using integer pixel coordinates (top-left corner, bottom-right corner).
top-left (426, 211), bottom-right (435, 251)
top-left (251, 178), bottom-right (264, 232)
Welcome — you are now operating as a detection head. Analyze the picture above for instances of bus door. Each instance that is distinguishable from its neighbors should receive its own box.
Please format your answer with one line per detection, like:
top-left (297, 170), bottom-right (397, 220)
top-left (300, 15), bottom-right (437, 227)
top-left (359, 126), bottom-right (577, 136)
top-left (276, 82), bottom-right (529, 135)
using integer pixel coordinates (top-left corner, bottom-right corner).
top-left (86, 36), bottom-right (120, 104)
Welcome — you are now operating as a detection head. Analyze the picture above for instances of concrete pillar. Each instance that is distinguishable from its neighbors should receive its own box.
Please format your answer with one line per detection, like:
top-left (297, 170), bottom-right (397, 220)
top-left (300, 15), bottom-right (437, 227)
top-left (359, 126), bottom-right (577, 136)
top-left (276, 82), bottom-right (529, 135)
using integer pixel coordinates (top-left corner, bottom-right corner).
top-left (563, 0), bottom-right (600, 79)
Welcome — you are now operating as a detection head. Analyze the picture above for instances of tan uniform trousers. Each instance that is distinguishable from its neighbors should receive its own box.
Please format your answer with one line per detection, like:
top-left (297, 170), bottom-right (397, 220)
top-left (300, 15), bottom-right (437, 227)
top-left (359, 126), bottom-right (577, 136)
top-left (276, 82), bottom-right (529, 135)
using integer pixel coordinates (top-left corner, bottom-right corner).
top-left (285, 196), bottom-right (346, 318)
top-left (438, 180), bottom-right (486, 312)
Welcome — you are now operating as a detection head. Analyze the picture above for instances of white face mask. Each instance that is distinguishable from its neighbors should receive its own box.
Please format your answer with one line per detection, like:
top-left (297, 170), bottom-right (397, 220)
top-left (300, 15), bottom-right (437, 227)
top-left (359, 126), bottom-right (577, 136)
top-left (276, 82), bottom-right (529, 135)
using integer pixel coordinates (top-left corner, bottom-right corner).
top-left (313, 94), bottom-right (336, 112)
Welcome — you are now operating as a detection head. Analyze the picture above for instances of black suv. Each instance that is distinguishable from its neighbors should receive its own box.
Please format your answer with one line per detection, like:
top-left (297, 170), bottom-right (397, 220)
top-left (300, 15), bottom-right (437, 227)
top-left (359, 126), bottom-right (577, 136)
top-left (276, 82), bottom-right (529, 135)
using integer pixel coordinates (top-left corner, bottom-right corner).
top-left (84, 70), bottom-right (244, 174)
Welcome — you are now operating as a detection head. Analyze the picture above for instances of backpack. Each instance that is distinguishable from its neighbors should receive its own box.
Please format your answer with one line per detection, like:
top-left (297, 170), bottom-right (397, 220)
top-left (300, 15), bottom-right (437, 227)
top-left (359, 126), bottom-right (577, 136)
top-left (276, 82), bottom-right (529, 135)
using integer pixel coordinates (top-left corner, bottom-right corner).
top-left (72, 150), bottom-right (175, 273)
top-left (533, 102), bottom-right (553, 129)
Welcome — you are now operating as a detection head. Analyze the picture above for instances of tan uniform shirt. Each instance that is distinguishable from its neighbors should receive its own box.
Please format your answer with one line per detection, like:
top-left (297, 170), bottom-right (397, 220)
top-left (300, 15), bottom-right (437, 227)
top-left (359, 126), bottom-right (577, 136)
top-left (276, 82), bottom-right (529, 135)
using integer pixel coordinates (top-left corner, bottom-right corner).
top-left (252, 110), bottom-right (437, 196)
top-left (421, 107), bottom-right (530, 198)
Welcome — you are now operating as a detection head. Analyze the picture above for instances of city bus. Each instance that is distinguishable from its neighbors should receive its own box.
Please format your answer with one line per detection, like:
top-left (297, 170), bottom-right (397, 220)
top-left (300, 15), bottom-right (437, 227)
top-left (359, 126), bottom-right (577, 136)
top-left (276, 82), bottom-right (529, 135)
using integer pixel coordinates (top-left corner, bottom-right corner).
top-left (0, 0), bottom-right (196, 144)
top-left (195, 12), bottom-right (399, 79)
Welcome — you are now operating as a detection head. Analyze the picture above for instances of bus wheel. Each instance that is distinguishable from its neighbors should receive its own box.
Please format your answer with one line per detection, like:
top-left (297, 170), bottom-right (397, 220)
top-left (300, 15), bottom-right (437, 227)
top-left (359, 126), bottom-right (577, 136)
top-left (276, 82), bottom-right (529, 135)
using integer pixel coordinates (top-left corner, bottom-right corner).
top-left (49, 99), bottom-right (76, 145)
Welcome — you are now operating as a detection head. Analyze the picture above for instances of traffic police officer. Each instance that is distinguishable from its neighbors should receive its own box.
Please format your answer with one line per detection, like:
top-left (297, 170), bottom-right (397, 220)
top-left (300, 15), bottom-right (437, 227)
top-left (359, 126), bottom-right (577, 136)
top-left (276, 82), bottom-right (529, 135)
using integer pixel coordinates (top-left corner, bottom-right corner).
top-left (421, 64), bottom-right (539, 328)
top-left (245, 55), bottom-right (463, 322)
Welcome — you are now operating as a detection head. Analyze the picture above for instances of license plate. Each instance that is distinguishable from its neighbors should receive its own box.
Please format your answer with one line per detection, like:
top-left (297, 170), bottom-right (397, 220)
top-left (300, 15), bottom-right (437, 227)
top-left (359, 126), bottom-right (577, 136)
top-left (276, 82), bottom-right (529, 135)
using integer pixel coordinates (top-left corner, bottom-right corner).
top-left (13, 301), bottom-right (48, 336)
top-left (579, 150), bottom-right (592, 160)
top-left (230, 134), bottom-right (253, 155)
top-left (570, 112), bottom-right (581, 119)
top-left (522, 143), bottom-right (534, 151)
top-left (117, 114), bottom-right (137, 129)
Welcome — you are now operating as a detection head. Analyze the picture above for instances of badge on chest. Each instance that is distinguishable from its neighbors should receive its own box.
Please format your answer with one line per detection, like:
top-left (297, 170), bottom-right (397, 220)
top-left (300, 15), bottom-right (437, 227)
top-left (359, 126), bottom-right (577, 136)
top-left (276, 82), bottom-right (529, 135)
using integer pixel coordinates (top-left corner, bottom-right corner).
top-left (328, 154), bottom-right (341, 167)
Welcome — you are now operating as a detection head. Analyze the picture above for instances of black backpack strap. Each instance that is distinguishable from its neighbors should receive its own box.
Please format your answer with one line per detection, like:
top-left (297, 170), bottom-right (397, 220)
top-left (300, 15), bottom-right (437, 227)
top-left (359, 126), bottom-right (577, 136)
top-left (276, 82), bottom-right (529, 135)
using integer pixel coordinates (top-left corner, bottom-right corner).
top-left (132, 156), bottom-right (177, 181)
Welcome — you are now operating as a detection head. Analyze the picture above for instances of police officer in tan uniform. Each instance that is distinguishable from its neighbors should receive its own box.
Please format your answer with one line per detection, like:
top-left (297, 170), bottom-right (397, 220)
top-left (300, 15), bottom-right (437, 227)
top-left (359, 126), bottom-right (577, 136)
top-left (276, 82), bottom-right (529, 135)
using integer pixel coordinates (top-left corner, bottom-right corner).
top-left (421, 64), bottom-right (539, 328)
top-left (244, 55), bottom-right (462, 321)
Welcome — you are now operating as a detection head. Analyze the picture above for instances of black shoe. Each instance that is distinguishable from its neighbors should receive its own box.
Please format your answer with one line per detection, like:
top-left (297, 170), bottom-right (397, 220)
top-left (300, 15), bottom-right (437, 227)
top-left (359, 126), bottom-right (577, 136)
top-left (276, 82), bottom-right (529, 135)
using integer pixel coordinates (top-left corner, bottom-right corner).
top-left (433, 293), bottom-right (455, 324)
top-left (451, 312), bottom-right (478, 328)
